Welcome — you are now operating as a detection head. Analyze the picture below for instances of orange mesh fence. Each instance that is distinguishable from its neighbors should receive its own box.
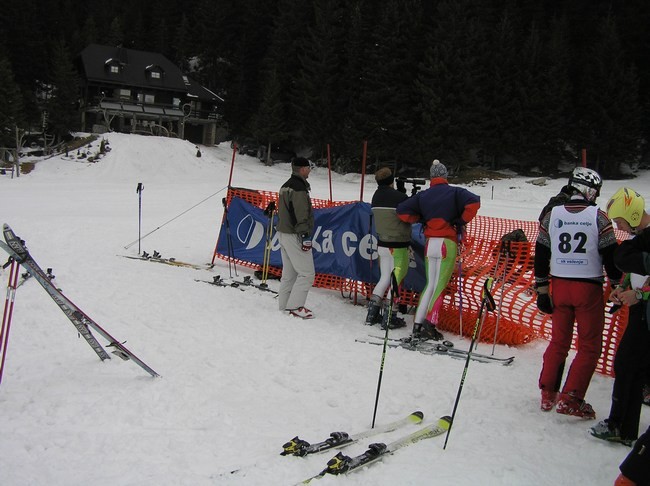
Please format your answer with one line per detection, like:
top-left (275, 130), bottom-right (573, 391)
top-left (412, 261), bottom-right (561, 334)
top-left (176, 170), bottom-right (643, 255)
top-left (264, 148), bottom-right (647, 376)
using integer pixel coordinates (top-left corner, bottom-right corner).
top-left (214, 188), bottom-right (629, 376)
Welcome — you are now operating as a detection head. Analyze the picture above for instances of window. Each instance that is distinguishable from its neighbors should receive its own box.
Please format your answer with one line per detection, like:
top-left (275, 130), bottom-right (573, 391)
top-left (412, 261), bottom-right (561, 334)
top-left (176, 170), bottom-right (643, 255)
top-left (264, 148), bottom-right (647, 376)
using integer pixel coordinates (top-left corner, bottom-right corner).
top-left (117, 89), bottom-right (131, 100)
top-left (145, 64), bottom-right (164, 81)
top-left (105, 59), bottom-right (121, 74)
top-left (144, 94), bottom-right (155, 104)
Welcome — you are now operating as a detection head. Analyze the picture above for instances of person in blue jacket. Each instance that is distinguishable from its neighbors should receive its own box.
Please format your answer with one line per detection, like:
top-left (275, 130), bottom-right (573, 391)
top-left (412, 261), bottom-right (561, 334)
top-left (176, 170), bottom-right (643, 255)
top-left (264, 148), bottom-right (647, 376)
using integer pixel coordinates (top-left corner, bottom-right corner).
top-left (396, 160), bottom-right (480, 340)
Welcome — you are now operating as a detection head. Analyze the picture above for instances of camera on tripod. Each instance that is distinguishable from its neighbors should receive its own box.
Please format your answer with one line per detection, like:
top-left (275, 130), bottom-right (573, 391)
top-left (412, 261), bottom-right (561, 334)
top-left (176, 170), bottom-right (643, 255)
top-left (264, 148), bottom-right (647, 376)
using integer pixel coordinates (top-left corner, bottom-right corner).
top-left (396, 177), bottom-right (427, 196)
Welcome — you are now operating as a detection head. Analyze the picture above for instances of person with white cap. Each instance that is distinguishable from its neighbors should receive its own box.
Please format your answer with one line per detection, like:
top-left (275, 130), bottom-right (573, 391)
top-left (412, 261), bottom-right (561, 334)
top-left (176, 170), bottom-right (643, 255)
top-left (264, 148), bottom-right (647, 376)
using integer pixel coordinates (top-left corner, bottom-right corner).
top-left (396, 159), bottom-right (480, 341)
top-left (590, 187), bottom-right (650, 455)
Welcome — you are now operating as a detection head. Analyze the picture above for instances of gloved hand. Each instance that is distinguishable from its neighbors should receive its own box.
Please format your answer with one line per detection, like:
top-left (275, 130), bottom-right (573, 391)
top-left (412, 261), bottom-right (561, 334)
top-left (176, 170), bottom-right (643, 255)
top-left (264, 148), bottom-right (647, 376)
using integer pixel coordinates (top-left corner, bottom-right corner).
top-left (300, 233), bottom-right (312, 252)
top-left (536, 285), bottom-right (553, 314)
top-left (630, 227), bottom-right (650, 248)
top-left (451, 218), bottom-right (466, 241)
top-left (451, 218), bottom-right (466, 231)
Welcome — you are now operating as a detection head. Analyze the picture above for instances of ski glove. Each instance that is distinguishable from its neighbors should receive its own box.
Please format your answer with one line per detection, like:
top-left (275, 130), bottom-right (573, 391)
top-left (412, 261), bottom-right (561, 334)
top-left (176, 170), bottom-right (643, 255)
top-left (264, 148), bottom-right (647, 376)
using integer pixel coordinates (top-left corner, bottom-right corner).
top-left (452, 218), bottom-right (466, 241)
top-left (300, 233), bottom-right (312, 252)
top-left (536, 285), bottom-right (553, 314)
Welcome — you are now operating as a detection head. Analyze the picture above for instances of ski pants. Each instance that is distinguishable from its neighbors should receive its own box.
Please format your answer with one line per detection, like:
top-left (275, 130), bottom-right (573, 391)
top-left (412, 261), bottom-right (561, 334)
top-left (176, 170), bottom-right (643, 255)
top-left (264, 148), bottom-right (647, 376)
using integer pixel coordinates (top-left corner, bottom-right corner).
top-left (538, 279), bottom-right (604, 400)
top-left (414, 237), bottom-right (457, 325)
top-left (278, 231), bottom-right (315, 311)
top-left (371, 246), bottom-right (409, 302)
top-left (608, 303), bottom-right (650, 440)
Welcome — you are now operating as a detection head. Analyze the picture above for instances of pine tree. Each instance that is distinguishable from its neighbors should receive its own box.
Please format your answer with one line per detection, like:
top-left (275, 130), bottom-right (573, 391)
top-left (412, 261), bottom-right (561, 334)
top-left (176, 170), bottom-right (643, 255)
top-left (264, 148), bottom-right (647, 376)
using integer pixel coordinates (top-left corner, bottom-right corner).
top-left (415, 0), bottom-right (489, 173)
top-left (48, 39), bottom-right (80, 140)
top-left (107, 17), bottom-right (124, 47)
top-left (359, 0), bottom-right (423, 168)
top-left (0, 50), bottom-right (26, 147)
top-left (172, 13), bottom-right (192, 72)
top-left (292, 0), bottom-right (349, 150)
top-left (575, 14), bottom-right (642, 176)
top-left (251, 68), bottom-right (290, 164)
top-left (478, 5), bottom-right (520, 170)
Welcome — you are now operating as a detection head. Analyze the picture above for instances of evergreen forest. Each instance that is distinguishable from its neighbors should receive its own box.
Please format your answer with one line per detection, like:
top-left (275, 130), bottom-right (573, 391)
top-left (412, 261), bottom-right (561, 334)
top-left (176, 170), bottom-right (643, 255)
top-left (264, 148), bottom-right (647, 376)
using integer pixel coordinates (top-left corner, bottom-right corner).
top-left (2, 0), bottom-right (650, 176)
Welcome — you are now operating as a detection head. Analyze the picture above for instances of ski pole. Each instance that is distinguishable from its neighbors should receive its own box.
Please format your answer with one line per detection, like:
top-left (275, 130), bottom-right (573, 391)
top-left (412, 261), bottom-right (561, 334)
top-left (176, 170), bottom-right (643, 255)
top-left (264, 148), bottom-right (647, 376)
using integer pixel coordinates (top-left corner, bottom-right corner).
top-left (457, 232), bottom-right (464, 338)
top-left (491, 241), bottom-right (510, 355)
top-left (443, 278), bottom-right (496, 449)
top-left (222, 197), bottom-right (238, 278)
top-left (136, 183), bottom-right (144, 254)
top-left (472, 241), bottom-right (506, 352)
top-left (125, 186), bottom-right (228, 250)
top-left (0, 259), bottom-right (20, 385)
top-left (371, 271), bottom-right (398, 428)
top-left (261, 201), bottom-right (276, 285)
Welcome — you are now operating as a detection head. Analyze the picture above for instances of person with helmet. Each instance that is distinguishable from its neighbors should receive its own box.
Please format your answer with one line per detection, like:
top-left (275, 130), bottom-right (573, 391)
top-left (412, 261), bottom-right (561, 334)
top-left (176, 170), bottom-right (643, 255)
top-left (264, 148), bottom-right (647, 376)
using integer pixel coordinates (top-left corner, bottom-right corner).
top-left (534, 167), bottom-right (622, 418)
top-left (590, 188), bottom-right (650, 460)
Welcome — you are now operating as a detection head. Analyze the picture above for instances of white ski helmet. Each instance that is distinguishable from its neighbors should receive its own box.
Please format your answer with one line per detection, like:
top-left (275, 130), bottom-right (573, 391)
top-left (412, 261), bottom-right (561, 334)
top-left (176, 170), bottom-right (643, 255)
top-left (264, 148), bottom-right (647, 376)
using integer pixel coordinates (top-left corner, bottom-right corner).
top-left (568, 167), bottom-right (602, 202)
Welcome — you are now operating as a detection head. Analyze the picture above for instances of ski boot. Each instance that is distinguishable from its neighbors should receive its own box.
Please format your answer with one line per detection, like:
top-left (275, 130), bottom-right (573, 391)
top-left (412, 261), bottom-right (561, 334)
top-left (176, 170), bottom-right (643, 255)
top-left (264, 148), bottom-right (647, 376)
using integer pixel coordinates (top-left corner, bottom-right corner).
top-left (365, 297), bottom-right (382, 325)
top-left (380, 304), bottom-right (406, 329)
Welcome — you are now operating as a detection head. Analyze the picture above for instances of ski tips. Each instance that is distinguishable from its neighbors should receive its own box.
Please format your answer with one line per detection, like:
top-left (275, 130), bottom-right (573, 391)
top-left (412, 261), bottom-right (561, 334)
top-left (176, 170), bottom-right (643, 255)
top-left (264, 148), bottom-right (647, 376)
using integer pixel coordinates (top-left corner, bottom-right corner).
top-left (439, 416), bottom-right (453, 429)
top-left (409, 411), bottom-right (424, 422)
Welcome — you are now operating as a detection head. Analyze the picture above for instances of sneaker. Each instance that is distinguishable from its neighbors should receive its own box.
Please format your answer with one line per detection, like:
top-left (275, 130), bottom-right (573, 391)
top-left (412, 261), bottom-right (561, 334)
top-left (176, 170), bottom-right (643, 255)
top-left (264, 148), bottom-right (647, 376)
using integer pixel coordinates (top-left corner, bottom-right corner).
top-left (589, 420), bottom-right (633, 447)
top-left (288, 307), bottom-right (314, 319)
top-left (556, 393), bottom-right (596, 419)
top-left (540, 390), bottom-right (558, 412)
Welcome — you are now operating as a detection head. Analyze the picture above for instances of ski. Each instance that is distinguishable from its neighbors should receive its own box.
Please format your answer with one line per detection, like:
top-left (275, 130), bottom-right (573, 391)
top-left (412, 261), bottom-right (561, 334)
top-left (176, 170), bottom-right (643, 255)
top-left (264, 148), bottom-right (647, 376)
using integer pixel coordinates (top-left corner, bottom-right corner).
top-left (358, 336), bottom-right (514, 365)
top-left (231, 275), bottom-right (278, 294)
top-left (298, 416), bottom-right (451, 484)
top-left (281, 410), bottom-right (424, 457)
top-left (195, 275), bottom-right (245, 291)
top-left (1, 224), bottom-right (160, 377)
top-left (195, 275), bottom-right (277, 294)
top-left (122, 251), bottom-right (212, 271)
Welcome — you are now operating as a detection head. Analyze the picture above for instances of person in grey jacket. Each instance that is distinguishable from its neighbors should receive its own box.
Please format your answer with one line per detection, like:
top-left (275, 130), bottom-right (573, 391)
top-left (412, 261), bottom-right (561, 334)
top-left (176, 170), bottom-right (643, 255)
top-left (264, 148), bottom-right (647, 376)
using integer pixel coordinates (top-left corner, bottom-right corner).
top-left (277, 157), bottom-right (316, 319)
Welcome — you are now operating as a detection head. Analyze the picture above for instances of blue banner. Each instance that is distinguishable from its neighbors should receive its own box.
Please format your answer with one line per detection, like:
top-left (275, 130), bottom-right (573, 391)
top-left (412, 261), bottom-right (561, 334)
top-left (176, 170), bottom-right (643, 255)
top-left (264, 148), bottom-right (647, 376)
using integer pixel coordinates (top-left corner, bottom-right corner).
top-left (217, 197), bottom-right (427, 292)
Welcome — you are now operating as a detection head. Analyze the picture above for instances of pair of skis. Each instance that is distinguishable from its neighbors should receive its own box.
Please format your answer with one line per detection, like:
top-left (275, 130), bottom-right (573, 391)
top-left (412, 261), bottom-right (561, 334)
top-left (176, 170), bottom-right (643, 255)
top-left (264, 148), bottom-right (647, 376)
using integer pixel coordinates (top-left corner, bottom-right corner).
top-left (284, 412), bottom-right (451, 484)
top-left (121, 251), bottom-right (212, 271)
top-left (196, 275), bottom-right (278, 294)
top-left (1, 224), bottom-right (159, 378)
top-left (357, 335), bottom-right (515, 365)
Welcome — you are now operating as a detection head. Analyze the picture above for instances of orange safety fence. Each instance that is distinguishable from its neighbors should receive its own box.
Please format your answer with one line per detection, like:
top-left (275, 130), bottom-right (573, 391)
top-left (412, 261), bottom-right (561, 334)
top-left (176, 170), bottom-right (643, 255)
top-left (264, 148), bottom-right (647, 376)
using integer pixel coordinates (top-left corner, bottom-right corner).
top-left (216, 187), bottom-right (629, 377)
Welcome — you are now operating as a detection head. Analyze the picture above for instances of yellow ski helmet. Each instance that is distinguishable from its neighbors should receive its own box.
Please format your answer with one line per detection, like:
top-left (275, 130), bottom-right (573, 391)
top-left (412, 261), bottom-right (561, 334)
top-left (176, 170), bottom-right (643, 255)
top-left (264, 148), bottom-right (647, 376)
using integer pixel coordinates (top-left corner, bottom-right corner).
top-left (606, 187), bottom-right (645, 227)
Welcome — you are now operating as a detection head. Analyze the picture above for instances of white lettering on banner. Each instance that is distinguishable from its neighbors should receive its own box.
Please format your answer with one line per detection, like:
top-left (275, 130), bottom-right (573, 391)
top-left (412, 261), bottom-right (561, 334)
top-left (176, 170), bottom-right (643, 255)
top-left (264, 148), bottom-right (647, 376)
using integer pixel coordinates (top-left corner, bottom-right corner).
top-left (342, 231), bottom-right (357, 257)
top-left (358, 234), bottom-right (377, 261)
top-left (340, 232), bottom-right (378, 260)
top-left (235, 213), bottom-right (379, 261)
top-left (311, 226), bottom-right (323, 252)
top-left (320, 229), bottom-right (335, 253)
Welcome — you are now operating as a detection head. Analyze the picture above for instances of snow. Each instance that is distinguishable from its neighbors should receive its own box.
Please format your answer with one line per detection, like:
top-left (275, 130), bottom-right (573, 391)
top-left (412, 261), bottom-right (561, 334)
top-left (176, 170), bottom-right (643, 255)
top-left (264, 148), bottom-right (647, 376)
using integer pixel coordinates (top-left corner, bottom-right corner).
top-left (0, 132), bottom-right (648, 486)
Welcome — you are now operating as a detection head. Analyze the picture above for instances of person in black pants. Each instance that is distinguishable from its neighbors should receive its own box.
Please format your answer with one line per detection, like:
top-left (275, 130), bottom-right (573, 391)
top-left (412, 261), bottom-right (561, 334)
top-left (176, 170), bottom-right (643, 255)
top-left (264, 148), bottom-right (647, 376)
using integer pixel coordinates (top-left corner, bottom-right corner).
top-left (590, 187), bottom-right (650, 449)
